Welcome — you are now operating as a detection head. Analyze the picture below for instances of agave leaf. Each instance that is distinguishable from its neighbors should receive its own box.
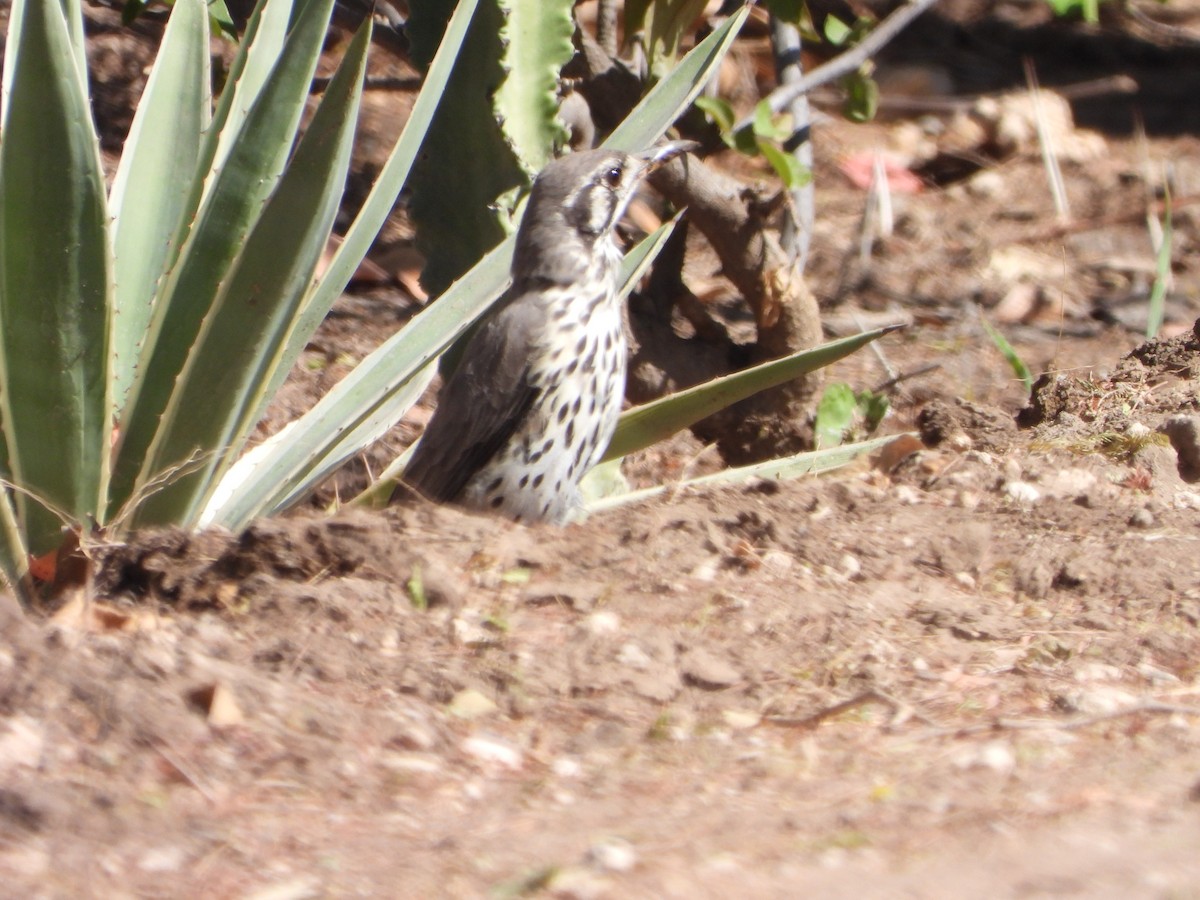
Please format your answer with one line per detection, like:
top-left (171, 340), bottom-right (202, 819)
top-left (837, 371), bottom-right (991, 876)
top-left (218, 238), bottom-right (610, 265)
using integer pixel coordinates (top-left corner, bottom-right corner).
top-left (0, 0), bottom-right (112, 552)
top-left (109, 0), bottom-right (210, 415)
top-left (603, 325), bottom-right (903, 462)
top-left (586, 434), bottom-right (903, 514)
top-left (110, 0), bottom-right (335, 517)
top-left (204, 0), bottom-right (297, 182)
top-left (128, 20), bottom-right (372, 529)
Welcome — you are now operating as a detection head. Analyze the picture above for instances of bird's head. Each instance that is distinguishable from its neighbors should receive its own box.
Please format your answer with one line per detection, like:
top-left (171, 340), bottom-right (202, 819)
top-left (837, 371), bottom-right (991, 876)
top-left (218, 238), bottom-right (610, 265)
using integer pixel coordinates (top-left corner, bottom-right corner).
top-left (513, 141), bottom-right (698, 284)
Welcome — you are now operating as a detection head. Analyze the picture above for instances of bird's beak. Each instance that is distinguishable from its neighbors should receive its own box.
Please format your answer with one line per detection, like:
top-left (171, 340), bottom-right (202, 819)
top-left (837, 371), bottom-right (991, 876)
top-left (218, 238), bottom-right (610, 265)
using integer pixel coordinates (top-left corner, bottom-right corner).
top-left (635, 139), bottom-right (701, 173)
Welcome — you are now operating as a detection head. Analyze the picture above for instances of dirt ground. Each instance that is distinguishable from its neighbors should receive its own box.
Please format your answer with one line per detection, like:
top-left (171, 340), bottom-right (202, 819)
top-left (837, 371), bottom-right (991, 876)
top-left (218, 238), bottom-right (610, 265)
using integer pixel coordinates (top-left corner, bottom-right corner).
top-left (3, 1), bottom-right (1200, 897)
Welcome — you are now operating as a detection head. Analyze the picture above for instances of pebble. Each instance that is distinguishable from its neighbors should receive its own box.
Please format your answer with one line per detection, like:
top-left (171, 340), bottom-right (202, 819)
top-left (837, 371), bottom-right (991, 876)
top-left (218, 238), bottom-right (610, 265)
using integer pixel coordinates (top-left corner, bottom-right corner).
top-left (1160, 415), bottom-right (1200, 478)
top-left (587, 837), bottom-right (638, 873)
top-left (584, 611), bottom-right (621, 636)
top-left (1004, 481), bottom-right (1041, 503)
top-left (0, 715), bottom-right (45, 773)
top-left (616, 642), bottom-right (653, 670)
top-left (680, 647), bottom-right (740, 689)
top-left (1128, 506), bottom-right (1155, 528)
top-left (448, 688), bottom-right (497, 720)
top-left (461, 735), bottom-right (523, 770)
top-left (137, 846), bottom-right (185, 873)
top-left (953, 740), bottom-right (1015, 774)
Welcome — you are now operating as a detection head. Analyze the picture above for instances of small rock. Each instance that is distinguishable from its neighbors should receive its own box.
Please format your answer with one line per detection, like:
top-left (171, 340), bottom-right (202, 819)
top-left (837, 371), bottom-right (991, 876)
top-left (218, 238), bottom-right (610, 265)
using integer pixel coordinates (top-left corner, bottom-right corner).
top-left (0, 716), bottom-right (44, 773)
top-left (722, 710), bottom-right (761, 730)
top-left (1015, 559), bottom-right (1054, 599)
top-left (1004, 481), bottom-right (1041, 504)
top-left (137, 846), bottom-right (185, 873)
top-left (1040, 467), bottom-right (1097, 499)
top-left (380, 752), bottom-right (443, 775)
top-left (1174, 490), bottom-right (1200, 510)
top-left (1159, 415), bottom-right (1200, 481)
top-left (245, 876), bottom-right (323, 900)
top-left (547, 866), bottom-right (611, 900)
top-left (448, 688), bottom-right (497, 720)
top-left (1075, 662), bottom-right (1122, 683)
top-left (680, 647), bottom-right (740, 690)
top-left (1063, 686), bottom-right (1138, 715)
top-left (461, 735), bottom-right (523, 770)
top-left (760, 549), bottom-right (794, 577)
top-left (616, 642), bottom-right (653, 670)
top-left (587, 837), bottom-right (638, 873)
top-left (584, 611), bottom-right (621, 636)
top-left (967, 168), bottom-right (1004, 198)
top-left (552, 756), bottom-right (583, 779)
top-left (452, 610), bottom-right (502, 648)
top-left (953, 740), bottom-right (1015, 774)
top-left (1128, 506), bottom-right (1156, 528)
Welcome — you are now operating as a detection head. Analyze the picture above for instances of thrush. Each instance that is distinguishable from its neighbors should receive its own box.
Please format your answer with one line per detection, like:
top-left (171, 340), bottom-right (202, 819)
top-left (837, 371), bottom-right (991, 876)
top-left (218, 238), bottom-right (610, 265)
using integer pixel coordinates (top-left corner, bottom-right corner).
top-left (393, 141), bottom-right (697, 524)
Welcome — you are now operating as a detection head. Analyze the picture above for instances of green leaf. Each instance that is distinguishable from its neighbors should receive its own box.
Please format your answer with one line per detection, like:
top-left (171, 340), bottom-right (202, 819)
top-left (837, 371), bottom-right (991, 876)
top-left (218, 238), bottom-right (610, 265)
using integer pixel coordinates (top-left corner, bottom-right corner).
top-left (859, 389), bottom-right (890, 433)
top-left (758, 140), bottom-right (812, 189)
top-left (694, 95), bottom-right (735, 135)
top-left (624, 0), bottom-right (710, 79)
top-left (0, 0), bottom-right (112, 551)
top-left (752, 99), bottom-right (788, 140)
top-left (109, 0), bottom-right (210, 418)
top-left (979, 315), bottom-right (1033, 393)
top-left (823, 14), bottom-right (851, 45)
top-left (587, 434), bottom-right (903, 515)
top-left (843, 70), bottom-right (879, 123)
top-left (814, 382), bottom-right (857, 449)
top-left (604, 326), bottom-right (902, 462)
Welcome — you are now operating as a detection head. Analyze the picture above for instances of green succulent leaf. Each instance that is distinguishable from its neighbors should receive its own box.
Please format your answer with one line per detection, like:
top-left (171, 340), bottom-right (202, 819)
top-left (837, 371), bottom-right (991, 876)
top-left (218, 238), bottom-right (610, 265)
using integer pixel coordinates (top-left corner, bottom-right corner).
top-left (0, 0), bottom-right (112, 552)
top-left (407, 0), bottom-right (525, 298)
top-left (587, 434), bottom-right (904, 515)
top-left (109, 0), bottom-right (210, 417)
top-left (603, 326), bottom-right (903, 463)
top-left (495, 0), bottom-right (574, 172)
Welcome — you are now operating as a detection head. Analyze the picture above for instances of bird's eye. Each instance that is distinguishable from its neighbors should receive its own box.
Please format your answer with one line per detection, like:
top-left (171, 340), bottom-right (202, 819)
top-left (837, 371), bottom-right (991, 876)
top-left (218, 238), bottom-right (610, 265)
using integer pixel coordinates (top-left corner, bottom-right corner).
top-left (602, 166), bottom-right (622, 188)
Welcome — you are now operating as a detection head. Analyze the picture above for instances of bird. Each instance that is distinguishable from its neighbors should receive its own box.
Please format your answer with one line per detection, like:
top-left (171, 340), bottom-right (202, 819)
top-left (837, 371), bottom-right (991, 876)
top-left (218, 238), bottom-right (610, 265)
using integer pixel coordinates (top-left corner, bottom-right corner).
top-left (392, 141), bottom-right (698, 524)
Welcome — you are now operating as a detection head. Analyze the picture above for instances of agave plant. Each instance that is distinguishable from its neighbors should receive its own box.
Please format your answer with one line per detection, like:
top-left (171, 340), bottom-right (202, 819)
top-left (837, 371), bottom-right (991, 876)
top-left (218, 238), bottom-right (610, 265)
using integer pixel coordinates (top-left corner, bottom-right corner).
top-left (0, 0), bottom-right (750, 598)
top-left (0, 0), bottom-right (897, 608)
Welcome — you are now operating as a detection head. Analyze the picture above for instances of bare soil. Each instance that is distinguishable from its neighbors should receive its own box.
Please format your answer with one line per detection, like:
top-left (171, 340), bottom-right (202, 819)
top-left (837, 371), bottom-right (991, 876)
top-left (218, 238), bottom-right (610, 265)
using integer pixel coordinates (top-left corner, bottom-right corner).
top-left (3, 2), bottom-right (1200, 897)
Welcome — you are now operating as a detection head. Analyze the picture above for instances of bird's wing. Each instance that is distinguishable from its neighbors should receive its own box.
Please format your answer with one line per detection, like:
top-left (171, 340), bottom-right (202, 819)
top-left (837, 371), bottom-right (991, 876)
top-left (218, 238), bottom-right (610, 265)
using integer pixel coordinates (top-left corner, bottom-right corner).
top-left (400, 298), bottom-right (541, 503)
